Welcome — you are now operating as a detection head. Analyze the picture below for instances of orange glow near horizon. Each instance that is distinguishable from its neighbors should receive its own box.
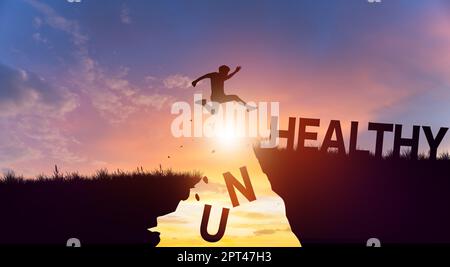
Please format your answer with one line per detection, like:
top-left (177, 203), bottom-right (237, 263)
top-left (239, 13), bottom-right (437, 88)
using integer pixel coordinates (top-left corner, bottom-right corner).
top-left (152, 133), bottom-right (301, 247)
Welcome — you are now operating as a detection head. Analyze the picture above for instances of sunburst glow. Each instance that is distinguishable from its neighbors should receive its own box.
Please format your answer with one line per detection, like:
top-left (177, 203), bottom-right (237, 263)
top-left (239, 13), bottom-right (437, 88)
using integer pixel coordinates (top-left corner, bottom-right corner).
top-left (217, 125), bottom-right (242, 148)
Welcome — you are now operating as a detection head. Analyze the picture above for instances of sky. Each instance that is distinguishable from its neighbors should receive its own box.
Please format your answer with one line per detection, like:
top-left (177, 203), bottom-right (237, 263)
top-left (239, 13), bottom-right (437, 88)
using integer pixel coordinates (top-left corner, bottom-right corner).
top-left (1, 0), bottom-right (450, 246)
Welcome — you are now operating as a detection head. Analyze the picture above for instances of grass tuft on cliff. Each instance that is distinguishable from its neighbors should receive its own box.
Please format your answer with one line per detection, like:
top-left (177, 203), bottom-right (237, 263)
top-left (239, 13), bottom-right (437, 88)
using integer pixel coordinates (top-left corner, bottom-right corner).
top-left (0, 165), bottom-right (202, 245)
top-left (1, 165), bottom-right (202, 185)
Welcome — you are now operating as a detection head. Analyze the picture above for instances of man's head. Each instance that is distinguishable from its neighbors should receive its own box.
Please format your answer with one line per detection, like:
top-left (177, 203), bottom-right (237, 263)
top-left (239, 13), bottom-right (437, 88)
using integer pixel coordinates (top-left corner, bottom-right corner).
top-left (218, 65), bottom-right (230, 75)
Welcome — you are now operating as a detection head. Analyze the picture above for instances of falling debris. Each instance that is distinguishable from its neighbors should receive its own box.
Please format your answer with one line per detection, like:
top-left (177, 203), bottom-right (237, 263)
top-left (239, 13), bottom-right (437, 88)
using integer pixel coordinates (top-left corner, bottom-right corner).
top-left (203, 176), bottom-right (208, 184)
top-left (167, 156), bottom-right (171, 158)
top-left (195, 193), bottom-right (200, 201)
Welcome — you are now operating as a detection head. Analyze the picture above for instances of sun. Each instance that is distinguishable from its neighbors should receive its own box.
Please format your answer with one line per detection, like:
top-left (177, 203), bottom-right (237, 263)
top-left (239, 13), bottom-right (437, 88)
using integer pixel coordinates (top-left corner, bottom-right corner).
top-left (217, 127), bottom-right (238, 147)
top-left (215, 121), bottom-right (250, 149)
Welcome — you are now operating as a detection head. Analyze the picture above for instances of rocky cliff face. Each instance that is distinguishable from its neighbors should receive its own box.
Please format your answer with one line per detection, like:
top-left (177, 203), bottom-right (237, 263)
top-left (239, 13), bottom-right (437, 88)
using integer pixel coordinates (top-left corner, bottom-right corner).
top-left (254, 148), bottom-right (450, 245)
top-left (0, 172), bottom-right (201, 246)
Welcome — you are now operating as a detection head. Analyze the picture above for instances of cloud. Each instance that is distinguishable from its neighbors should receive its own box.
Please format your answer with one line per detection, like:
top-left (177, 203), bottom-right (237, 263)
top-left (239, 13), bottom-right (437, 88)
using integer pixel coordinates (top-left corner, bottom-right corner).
top-left (253, 227), bottom-right (291, 236)
top-left (194, 180), bottom-right (228, 194)
top-left (164, 74), bottom-right (192, 89)
top-left (32, 17), bottom-right (43, 28)
top-left (77, 58), bottom-right (172, 123)
top-left (233, 211), bottom-right (277, 219)
top-left (0, 1), bottom-right (86, 169)
top-left (32, 32), bottom-right (48, 44)
top-left (27, 1), bottom-right (172, 124)
top-left (132, 94), bottom-right (171, 110)
top-left (0, 63), bottom-right (78, 118)
top-left (120, 5), bottom-right (132, 24)
top-left (16, 116), bottom-right (86, 163)
top-left (0, 131), bottom-right (42, 165)
top-left (10, 0), bottom-right (179, 174)
top-left (157, 215), bottom-right (189, 225)
top-left (0, 2), bottom-right (86, 170)
top-left (0, 114), bottom-right (86, 172)
top-left (26, 0), bottom-right (88, 47)
top-left (253, 229), bottom-right (276, 236)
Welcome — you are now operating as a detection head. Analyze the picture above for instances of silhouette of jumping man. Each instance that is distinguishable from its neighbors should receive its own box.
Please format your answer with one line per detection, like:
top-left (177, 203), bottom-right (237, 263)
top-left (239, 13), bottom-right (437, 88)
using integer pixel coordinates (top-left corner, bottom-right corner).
top-left (192, 65), bottom-right (255, 113)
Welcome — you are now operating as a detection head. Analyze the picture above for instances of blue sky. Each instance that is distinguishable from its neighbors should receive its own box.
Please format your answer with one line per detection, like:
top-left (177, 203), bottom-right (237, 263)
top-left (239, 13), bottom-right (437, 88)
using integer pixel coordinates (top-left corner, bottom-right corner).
top-left (1, 0), bottom-right (438, 76)
top-left (1, 0), bottom-right (450, 176)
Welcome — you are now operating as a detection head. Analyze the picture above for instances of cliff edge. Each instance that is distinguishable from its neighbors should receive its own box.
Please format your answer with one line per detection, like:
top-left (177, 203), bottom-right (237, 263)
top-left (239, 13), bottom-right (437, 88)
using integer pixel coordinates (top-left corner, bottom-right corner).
top-left (255, 148), bottom-right (450, 245)
top-left (0, 169), bottom-right (201, 246)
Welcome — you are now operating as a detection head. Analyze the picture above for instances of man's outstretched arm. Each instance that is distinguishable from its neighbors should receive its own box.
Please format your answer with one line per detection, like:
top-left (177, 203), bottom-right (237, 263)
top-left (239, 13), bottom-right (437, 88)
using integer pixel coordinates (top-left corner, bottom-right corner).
top-left (226, 66), bottom-right (241, 80)
top-left (192, 73), bottom-right (213, 87)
